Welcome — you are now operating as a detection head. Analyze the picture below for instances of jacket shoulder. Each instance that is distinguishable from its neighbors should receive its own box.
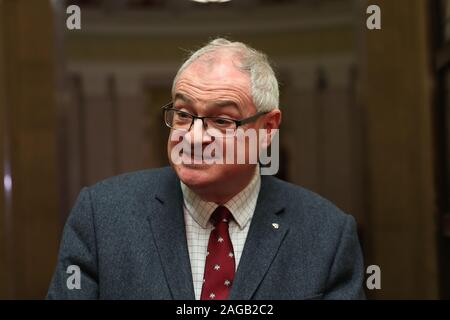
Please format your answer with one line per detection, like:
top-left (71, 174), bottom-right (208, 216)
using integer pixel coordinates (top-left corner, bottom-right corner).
top-left (86, 166), bottom-right (176, 201)
top-left (263, 175), bottom-right (353, 227)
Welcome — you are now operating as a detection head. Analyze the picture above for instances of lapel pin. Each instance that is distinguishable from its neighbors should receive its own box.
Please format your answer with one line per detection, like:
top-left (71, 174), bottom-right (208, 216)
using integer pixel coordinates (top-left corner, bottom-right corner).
top-left (272, 223), bottom-right (279, 229)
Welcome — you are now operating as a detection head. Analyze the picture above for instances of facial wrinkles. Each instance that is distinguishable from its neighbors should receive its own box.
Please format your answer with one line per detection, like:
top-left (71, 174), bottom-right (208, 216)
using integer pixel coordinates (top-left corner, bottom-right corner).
top-left (175, 72), bottom-right (256, 117)
top-left (176, 83), bottom-right (255, 118)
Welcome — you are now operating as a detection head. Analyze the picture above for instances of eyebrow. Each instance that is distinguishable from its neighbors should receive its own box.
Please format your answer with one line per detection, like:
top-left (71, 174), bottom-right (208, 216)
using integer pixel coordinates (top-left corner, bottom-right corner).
top-left (208, 100), bottom-right (239, 110)
top-left (173, 93), bottom-right (240, 111)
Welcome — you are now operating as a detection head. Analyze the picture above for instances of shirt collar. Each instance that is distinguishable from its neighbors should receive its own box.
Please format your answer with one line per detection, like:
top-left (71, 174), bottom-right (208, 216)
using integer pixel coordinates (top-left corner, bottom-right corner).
top-left (180, 166), bottom-right (261, 230)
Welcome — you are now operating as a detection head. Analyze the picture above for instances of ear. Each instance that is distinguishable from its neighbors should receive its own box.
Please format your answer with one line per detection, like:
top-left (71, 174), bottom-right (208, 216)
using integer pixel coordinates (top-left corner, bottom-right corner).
top-left (260, 109), bottom-right (282, 149)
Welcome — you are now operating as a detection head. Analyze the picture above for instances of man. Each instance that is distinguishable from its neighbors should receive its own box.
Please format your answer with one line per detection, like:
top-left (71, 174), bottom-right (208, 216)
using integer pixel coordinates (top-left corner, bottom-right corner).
top-left (47, 38), bottom-right (365, 300)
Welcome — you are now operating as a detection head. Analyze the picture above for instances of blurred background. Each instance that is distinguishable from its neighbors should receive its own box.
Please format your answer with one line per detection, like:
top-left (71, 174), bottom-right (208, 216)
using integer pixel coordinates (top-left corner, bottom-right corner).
top-left (0, 0), bottom-right (448, 299)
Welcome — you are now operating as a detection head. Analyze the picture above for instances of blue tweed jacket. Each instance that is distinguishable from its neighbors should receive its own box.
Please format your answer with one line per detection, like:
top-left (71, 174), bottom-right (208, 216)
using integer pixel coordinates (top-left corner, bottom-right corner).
top-left (47, 166), bottom-right (365, 299)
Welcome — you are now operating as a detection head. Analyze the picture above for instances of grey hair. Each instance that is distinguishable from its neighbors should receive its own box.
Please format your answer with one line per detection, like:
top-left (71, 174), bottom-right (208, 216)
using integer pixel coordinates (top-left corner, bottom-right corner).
top-left (171, 38), bottom-right (279, 112)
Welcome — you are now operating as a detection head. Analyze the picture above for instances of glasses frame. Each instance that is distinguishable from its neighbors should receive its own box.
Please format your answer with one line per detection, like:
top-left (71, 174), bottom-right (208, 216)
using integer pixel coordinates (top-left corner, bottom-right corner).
top-left (161, 102), bottom-right (269, 135)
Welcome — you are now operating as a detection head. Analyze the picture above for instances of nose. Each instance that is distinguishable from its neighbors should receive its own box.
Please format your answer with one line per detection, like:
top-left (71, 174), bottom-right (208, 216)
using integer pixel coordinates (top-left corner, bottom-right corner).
top-left (185, 118), bottom-right (212, 146)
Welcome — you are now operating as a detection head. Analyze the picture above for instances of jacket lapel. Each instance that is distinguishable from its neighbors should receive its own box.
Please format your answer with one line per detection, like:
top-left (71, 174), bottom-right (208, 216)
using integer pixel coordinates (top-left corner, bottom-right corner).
top-left (145, 168), bottom-right (289, 300)
top-left (146, 169), bottom-right (195, 300)
top-left (229, 175), bottom-right (289, 300)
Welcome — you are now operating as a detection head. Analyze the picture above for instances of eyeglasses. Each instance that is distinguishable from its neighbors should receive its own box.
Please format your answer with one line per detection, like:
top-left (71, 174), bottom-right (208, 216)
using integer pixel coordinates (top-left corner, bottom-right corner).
top-left (162, 102), bottom-right (268, 137)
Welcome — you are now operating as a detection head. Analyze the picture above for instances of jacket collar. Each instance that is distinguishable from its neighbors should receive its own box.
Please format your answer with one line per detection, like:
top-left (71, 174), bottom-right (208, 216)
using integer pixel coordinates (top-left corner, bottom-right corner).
top-left (147, 167), bottom-right (289, 300)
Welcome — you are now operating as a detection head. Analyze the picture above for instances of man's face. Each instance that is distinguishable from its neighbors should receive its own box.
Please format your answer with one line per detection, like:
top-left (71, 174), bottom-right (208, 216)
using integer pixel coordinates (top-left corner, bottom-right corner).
top-left (168, 53), bottom-right (268, 195)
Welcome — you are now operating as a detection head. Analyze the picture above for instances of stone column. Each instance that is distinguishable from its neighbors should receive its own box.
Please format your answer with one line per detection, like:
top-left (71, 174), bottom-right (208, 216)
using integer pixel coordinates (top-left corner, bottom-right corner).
top-left (114, 73), bottom-right (149, 173)
top-left (81, 71), bottom-right (117, 185)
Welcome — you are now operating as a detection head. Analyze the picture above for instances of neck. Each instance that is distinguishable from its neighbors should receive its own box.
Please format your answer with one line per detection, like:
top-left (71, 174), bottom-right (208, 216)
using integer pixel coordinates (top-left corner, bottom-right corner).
top-left (192, 167), bottom-right (257, 205)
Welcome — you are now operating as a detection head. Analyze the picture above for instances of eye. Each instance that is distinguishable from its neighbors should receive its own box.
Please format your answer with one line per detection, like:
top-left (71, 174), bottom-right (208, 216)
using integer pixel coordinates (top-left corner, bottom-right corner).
top-left (176, 111), bottom-right (191, 119)
top-left (211, 118), bottom-right (234, 127)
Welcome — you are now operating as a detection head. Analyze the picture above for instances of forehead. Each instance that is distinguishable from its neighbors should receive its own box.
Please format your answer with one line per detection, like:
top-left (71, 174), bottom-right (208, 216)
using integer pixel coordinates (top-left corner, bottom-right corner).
top-left (176, 51), bottom-right (252, 97)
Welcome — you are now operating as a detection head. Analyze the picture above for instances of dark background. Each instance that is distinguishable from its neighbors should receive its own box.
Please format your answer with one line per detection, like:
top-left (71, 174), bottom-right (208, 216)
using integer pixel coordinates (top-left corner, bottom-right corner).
top-left (0, 0), bottom-right (449, 299)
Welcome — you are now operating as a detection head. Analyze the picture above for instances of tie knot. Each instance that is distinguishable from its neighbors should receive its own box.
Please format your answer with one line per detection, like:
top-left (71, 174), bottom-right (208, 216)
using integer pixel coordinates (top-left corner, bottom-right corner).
top-left (211, 206), bottom-right (233, 226)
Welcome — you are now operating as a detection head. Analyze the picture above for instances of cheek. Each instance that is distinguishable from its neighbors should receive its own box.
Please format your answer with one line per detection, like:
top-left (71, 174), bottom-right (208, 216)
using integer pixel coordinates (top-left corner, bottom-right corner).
top-left (223, 131), bottom-right (261, 163)
top-left (167, 131), bottom-right (185, 162)
top-left (168, 130), bottom-right (187, 145)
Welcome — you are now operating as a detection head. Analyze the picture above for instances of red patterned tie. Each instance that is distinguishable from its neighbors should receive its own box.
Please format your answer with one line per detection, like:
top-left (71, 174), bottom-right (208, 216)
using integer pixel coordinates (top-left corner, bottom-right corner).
top-left (200, 206), bottom-right (235, 300)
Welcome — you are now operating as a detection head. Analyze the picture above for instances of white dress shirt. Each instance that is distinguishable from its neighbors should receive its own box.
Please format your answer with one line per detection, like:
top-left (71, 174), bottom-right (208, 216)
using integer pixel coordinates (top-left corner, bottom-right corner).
top-left (181, 167), bottom-right (261, 300)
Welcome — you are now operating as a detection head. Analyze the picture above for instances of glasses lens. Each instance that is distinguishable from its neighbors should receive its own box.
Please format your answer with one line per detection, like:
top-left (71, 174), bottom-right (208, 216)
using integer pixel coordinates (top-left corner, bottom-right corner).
top-left (205, 118), bottom-right (237, 137)
top-left (165, 109), bottom-right (192, 130)
top-left (164, 109), bottom-right (238, 137)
